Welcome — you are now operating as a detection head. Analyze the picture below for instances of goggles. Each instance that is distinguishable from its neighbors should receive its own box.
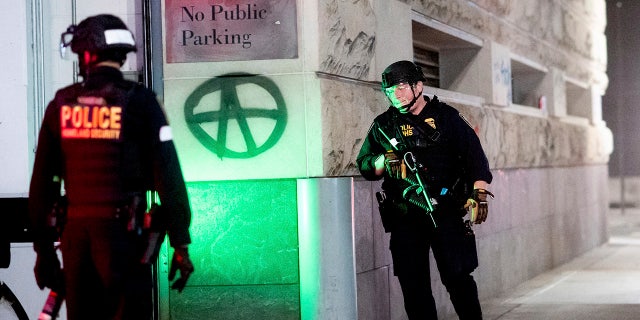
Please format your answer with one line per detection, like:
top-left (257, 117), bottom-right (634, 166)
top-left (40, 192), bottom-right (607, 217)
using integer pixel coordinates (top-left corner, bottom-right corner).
top-left (383, 83), bottom-right (412, 97)
top-left (59, 26), bottom-right (76, 60)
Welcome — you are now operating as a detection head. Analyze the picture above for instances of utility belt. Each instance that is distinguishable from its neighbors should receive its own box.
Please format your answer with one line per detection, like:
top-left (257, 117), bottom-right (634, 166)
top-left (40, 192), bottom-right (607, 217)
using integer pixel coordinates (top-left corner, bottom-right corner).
top-left (116, 192), bottom-right (167, 264)
top-left (56, 193), bottom-right (167, 264)
top-left (115, 192), bottom-right (149, 235)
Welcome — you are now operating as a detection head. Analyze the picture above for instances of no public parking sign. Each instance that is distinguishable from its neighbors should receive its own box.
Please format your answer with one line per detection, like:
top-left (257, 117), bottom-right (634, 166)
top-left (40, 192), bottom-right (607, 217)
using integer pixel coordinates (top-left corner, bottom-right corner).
top-left (165, 0), bottom-right (298, 63)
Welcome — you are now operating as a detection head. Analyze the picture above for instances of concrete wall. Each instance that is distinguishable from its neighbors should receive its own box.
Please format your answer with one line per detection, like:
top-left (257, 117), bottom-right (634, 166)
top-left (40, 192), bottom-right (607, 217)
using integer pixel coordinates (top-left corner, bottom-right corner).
top-left (355, 165), bottom-right (609, 319)
top-left (316, 0), bottom-right (612, 319)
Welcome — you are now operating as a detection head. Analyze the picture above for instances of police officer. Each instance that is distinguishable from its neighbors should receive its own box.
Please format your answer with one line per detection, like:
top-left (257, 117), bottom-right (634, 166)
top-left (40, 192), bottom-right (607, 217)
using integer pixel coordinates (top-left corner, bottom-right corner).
top-left (29, 14), bottom-right (194, 320)
top-left (356, 60), bottom-right (493, 319)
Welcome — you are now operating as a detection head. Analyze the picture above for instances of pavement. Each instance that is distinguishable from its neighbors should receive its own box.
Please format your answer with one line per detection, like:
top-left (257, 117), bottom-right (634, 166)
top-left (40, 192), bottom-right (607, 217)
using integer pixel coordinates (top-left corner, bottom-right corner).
top-left (479, 207), bottom-right (640, 320)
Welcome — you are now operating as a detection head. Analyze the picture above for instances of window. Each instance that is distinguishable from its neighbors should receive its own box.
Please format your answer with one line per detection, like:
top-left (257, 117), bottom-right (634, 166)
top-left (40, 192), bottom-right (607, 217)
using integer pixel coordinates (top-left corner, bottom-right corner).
top-left (510, 55), bottom-right (547, 108)
top-left (413, 45), bottom-right (440, 88)
top-left (412, 14), bottom-right (482, 97)
top-left (565, 78), bottom-right (591, 120)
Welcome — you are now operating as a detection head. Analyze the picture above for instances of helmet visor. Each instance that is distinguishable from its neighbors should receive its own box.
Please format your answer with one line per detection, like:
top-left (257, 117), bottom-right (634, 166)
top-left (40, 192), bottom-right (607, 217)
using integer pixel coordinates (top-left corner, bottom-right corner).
top-left (59, 26), bottom-right (75, 60)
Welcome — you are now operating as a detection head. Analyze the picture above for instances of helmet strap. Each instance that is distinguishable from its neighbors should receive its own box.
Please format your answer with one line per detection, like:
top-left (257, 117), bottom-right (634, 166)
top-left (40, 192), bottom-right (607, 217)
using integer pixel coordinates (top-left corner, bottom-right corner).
top-left (403, 85), bottom-right (421, 109)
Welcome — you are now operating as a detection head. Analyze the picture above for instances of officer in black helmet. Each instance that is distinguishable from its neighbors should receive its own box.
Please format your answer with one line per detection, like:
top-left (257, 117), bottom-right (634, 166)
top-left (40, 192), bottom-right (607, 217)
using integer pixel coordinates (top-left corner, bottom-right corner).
top-left (29, 14), bottom-right (194, 320)
top-left (356, 60), bottom-right (494, 319)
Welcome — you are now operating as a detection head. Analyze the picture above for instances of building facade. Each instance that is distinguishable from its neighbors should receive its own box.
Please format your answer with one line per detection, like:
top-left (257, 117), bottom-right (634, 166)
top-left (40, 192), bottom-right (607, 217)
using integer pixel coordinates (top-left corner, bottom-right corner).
top-left (1, 0), bottom-right (611, 319)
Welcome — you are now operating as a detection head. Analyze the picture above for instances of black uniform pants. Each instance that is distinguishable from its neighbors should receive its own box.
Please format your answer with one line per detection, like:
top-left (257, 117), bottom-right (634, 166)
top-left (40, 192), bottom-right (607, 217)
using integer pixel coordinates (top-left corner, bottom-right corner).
top-left (61, 216), bottom-right (153, 320)
top-left (390, 209), bottom-right (482, 320)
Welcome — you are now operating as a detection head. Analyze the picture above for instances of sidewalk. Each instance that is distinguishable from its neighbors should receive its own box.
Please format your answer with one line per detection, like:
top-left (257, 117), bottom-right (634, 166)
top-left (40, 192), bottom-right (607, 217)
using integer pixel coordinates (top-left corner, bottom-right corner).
top-left (480, 207), bottom-right (640, 320)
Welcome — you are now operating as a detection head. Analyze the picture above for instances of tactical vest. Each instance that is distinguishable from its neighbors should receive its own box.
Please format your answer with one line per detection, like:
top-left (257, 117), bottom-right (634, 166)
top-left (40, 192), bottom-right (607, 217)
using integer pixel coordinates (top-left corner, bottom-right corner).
top-left (55, 79), bottom-right (150, 217)
top-left (378, 99), bottom-right (470, 205)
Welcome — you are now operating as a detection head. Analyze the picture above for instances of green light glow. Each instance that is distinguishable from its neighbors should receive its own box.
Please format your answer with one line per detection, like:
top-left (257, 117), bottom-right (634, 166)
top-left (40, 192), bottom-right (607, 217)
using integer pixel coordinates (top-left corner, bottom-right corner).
top-left (169, 179), bottom-right (300, 319)
top-left (297, 180), bottom-right (321, 319)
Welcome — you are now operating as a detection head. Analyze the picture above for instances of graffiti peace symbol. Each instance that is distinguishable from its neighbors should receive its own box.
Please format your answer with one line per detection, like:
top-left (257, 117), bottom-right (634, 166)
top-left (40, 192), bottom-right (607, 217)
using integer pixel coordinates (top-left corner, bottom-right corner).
top-left (184, 73), bottom-right (288, 159)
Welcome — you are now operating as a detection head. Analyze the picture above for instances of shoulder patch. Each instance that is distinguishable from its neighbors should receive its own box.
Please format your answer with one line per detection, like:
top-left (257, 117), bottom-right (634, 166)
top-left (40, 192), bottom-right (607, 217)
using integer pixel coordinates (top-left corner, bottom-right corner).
top-left (159, 126), bottom-right (173, 142)
top-left (459, 113), bottom-right (473, 129)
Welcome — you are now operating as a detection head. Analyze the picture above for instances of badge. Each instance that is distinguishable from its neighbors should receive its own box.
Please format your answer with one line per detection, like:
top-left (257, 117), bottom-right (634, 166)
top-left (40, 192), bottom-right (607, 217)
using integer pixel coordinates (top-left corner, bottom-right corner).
top-left (424, 118), bottom-right (436, 129)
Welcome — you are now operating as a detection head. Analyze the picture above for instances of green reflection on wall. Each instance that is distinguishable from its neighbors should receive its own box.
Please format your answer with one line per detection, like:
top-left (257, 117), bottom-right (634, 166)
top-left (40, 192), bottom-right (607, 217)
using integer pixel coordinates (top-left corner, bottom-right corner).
top-left (170, 179), bottom-right (300, 319)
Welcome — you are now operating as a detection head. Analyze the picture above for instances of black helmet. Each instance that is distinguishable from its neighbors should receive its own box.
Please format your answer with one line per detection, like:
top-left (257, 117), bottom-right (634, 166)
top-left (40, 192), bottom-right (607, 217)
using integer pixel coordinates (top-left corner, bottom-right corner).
top-left (381, 60), bottom-right (426, 89)
top-left (60, 14), bottom-right (136, 56)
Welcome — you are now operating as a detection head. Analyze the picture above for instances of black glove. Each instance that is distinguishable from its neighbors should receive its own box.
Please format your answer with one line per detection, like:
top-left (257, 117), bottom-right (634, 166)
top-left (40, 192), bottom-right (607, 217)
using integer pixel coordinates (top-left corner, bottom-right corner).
top-left (169, 246), bottom-right (194, 293)
top-left (34, 244), bottom-right (63, 291)
top-left (383, 151), bottom-right (405, 179)
top-left (465, 188), bottom-right (495, 224)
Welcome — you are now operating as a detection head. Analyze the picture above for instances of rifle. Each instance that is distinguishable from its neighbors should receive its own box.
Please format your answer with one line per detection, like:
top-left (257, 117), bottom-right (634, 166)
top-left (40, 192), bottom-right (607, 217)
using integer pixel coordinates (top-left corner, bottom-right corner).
top-left (402, 151), bottom-right (437, 227)
top-left (377, 127), bottom-right (437, 227)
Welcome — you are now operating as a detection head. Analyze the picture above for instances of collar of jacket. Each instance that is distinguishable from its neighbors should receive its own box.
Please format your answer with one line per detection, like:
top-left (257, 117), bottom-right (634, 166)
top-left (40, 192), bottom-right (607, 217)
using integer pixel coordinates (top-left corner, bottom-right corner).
top-left (83, 66), bottom-right (124, 86)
